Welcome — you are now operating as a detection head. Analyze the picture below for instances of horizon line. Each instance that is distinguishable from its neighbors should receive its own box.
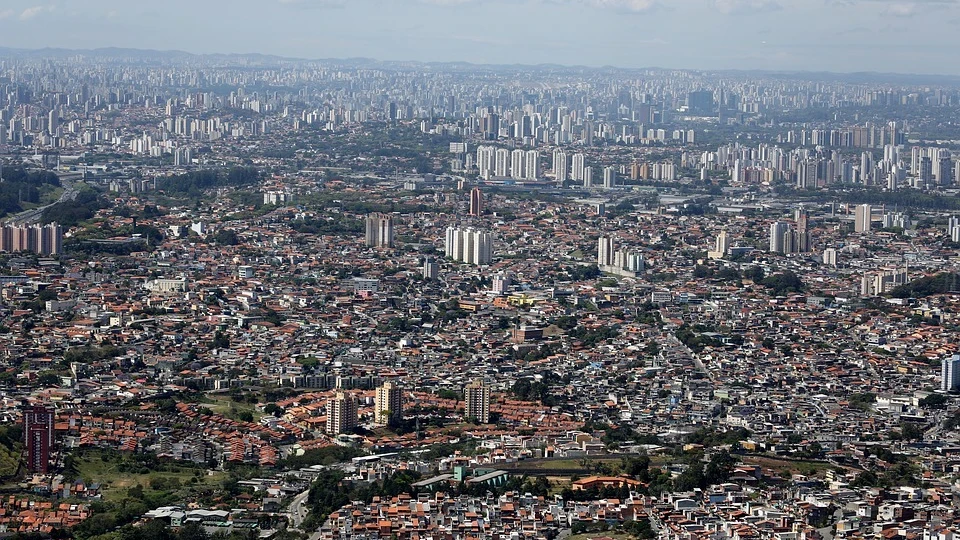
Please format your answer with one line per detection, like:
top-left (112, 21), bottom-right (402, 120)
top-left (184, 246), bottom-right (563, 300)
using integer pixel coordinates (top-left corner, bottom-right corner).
top-left (2, 45), bottom-right (960, 82)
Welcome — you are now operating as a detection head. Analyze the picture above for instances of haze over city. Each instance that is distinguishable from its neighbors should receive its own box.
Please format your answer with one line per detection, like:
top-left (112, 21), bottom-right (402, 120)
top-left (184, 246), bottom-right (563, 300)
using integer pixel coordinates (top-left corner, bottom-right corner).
top-left (2, 0), bottom-right (960, 74)
top-left (6, 1), bottom-right (960, 540)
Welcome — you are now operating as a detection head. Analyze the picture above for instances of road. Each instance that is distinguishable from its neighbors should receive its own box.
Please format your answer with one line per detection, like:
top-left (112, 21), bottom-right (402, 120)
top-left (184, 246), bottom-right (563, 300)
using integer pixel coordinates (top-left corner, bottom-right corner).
top-left (4, 176), bottom-right (80, 225)
top-left (288, 488), bottom-right (311, 530)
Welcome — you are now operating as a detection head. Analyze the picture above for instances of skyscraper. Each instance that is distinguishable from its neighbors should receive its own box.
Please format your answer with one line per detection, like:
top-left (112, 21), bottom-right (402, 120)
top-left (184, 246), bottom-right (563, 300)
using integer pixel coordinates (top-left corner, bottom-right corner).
top-left (375, 382), bottom-right (403, 425)
top-left (715, 230), bottom-right (730, 256)
top-left (445, 227), bottom-right (493, 265)
top-left (552, 149), bottom-right (568, 183)
top-left (24, 406), bottom-right (54, 473)
top-left (0, 223), bottom-right (62, 255)
top-left (602, 166), bottom-right (617, 189)
top-left (469, 187), bottom-right (484, 217)
top-left (823, 247), bottom-right (838, 266)
top-left (524, 150), bottom-right (540, 180)
top-left (48, 109), bottom-right (59, 136)
top-left (365, 213), bottom-right (394, 248)
top-left (326, 391), bottom-right (358, 435)
top-left (510, 149), bottom-right (525, 180)
top-left (854, 204), bottom-right (872, 233)
top-left (598, 236), bottom-right (614, 267)
top-left (686, 90), bottom-right (715, 115)
top-left (942, 354), bottom-right (960, 392)
top-left (494, 148), bottom-right (510, 177)
top-left (422, 257), bottom-right (439, 280)
top-left (464, 379), bottom-right (490, 424)
top-left (571, 153), bottom-right (586, 182)
top-left (769, 222), bottom-right (789, 253)
top-left (477, 145), bottom-right (495, 179)
top-left (796, 209), bottom-right (810, 253)
top-left (919, 157), bottom-right (933, 187)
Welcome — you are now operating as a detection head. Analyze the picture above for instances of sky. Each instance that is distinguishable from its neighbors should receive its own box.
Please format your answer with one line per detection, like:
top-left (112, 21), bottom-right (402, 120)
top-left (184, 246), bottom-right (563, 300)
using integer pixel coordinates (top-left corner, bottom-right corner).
top-left (1, 0), bottom-right (960, 75)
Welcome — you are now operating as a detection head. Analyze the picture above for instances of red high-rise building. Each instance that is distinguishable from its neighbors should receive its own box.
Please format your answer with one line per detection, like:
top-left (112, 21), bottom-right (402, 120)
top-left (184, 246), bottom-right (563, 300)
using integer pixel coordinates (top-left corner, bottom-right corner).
top-left (23, 406), bottom-right (54, 473)
top-left (469, 187), bottom-right (483, 217)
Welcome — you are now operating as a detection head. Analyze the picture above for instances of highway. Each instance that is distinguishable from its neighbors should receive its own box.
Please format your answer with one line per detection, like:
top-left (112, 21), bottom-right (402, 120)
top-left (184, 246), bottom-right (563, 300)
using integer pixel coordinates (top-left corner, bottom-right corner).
top-left (4, 174), bottom-right (81, 226)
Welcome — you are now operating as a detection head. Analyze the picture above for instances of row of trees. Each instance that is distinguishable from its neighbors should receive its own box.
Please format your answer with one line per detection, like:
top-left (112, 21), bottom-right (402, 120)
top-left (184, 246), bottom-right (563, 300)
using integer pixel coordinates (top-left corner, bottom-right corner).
top-left (158, 167), bottom-right (260, 196)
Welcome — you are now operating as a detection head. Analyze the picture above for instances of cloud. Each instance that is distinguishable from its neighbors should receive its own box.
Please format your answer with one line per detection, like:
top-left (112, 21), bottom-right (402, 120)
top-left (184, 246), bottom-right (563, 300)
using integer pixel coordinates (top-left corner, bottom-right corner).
top-left (20, 5), bottom-right (54, 20)
top-left (881, 2), bottom-right (917, 14)
top-left (536, 0), bottom-right (665, 11)
top-left (414, 0), bottom-right (664, 11)
top-left (0, 9), bottom-right (14, 20)
top-left (590, 0), bottom-right (661, 11)
top-left (277, 0), bottom-right (347, 6)
top-left (714, 0), bottom-right (782, 14)
top-left (833, 0), bottom-right (960, 16)
top-left (828, 0), bottom-right (958, 6)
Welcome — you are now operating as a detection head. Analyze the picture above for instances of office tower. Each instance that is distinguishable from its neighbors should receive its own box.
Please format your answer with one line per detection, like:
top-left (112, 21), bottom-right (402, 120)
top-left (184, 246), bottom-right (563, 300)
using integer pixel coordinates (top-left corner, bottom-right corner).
top-left (942, 354), bottom-right (960, 392)
top-left (769, 222), bottom-right (789, 253)
top-left (365, 213), bottom-right (394, 248)
top-left (552, 149), bottom-right (567, 182)
top-left (686, 90), bottom-right (715, 115)
top-left (375, 382), bottom-right (402, 425)
top-left (48, 109), bottom-right (59, 135)
top-left (715, 230), bottom-right (730, 256)
top-left (571, 153), bottom-right (586, 182)
top-left (796, 209), bottom-right (810, 253)
top-left (494, 148), bottom-right (510, 177)
top-left (464, 379), bottom-right (491, 424)
top-left (937, 156), bottom-right (953, 186)
top-left (919, 157), bottom-right (933, 187)
top-left (445, 227), bottom-right (492, 265)
top-left (524, 150), bottom-right (540, 179)
top-left (603, 166), bottom-right (617, 189)
top-left (510, 149), bottom-right (525, 180)
top-left (24, 406), bottom-right (54, 473)
top-left (469, 187), bottom-right (484, 217)
top-left (423, 257), bottom-right (439, 280)
top-left (326, 391), bottom-right (358, 435)
top-left (854, 204), bottom-right (872, 233)
top-left (598, 236), bottom-right (614, 267)
top-left (860, 152), bottom-right (873, 185)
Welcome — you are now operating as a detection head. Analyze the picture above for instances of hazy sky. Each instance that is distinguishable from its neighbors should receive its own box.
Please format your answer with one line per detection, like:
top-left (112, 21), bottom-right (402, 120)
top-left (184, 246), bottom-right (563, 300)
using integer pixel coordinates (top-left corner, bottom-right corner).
top-left (1, 0), bottom-right (959, 74)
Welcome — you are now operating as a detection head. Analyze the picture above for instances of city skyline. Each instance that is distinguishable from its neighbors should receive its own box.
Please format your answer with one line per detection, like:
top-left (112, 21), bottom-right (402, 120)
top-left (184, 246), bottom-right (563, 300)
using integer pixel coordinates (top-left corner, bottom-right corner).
top-left (2, 0), bottom-right (960, 75)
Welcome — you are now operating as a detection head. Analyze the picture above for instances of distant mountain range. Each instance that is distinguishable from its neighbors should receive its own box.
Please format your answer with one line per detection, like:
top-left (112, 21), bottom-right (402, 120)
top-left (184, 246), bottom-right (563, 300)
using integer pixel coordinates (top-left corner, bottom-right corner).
top-left (1, 46), bottom-right (959, 85)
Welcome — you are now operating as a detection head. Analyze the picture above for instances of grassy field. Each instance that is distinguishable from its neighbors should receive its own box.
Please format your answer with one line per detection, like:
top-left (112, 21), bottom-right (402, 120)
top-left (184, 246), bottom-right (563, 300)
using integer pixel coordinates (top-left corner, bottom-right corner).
top-left (75, 454), bottom-right (226, 502)
top-left (202, 393), bottom-right (264, 423)
top-left (741, 455), bottom-right (835, 478)
top-left (569, 533), bottom-right (633, 540)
